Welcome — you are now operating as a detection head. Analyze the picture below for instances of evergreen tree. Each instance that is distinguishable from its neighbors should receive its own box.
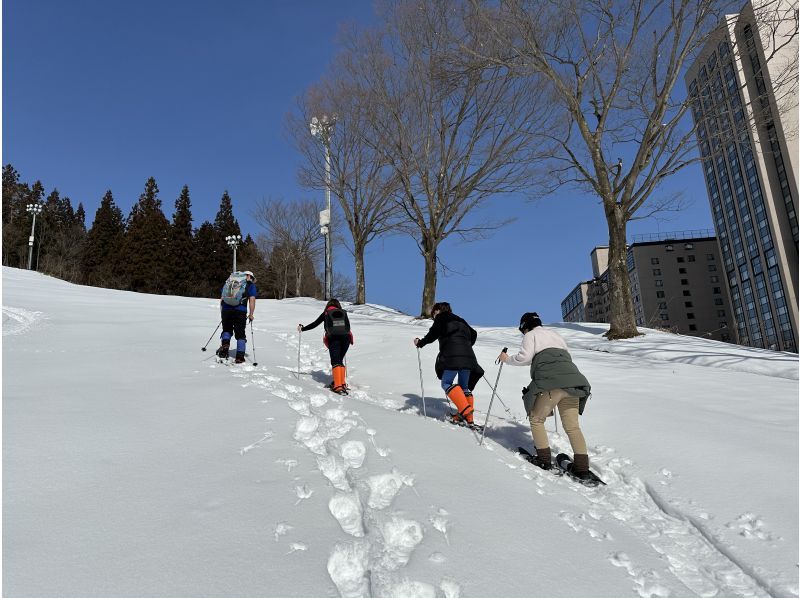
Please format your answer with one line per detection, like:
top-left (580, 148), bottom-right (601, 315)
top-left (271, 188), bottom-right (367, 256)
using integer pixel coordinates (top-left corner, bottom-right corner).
top-left (37, 190), bottom-right (85, 281)
top-left (210, 191), bottom-right (243, 285)
top-left (82, 190), bottom-right (126, 287)
top-left (193, 221), bottom-right (219, 297)
top-left (169, 185), bottom-right (196, 296)
top-left (121, 177), bottom-right (171, 293)
top-left (2, 165), bottom-right (28, 267)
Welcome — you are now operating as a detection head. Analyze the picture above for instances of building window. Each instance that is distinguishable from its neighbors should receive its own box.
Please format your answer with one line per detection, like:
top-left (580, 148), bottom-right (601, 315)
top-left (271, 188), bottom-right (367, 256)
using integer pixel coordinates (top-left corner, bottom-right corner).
top-left (688, 255), bottom-right (696, 262)
top-left (715, 298), bottom-right (724, 305)
top-left (710, 276), bottom-right (719, 283)
top-left (659, 302), bottom-right (667, 309)
top-left (679, 268), bottom-right (687, 274)
top-left (689, 324), bottom-right (698, 331)
top-left (709, 264), bottom-right (717, 272)
top-left (717, 310), bottom-right (725, 317)
top-left (656, 291), bottom-right (665, 298)
top-left (685, 301), bottom-right (693, 307)
top-left (713, 287), bottom-right (721, 294)
top-left (660, 314), bottom-right (669, 321)
top-left (655, 280), bottom-right (663, 287)
top-left (687, 313), bottom-right (696, 319)
top-left (651, 258), bottom-right (660, 265)
top-left (683, 290), bottom-right (691, 296)
top-left (681, 279), bottom-right (689, 285)
top-left (677, 256), bottom-right (685, 262)
top-left (707, 254), bottom-right (715, 261)
top-left (685, 243), bottom-right (694, 250)
top-left (653, 268), bottom-right (661, 275)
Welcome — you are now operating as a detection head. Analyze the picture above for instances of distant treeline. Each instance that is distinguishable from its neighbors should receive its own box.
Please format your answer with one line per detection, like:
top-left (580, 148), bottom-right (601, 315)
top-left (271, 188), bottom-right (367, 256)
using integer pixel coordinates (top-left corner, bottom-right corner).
top-left (1, 164), bottom-right (325, 300)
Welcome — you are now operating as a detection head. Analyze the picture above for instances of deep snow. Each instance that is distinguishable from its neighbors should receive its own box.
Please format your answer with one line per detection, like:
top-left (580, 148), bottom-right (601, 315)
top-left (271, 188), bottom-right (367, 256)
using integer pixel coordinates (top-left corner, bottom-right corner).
top-left (2, 267), bottom-right (798, 598)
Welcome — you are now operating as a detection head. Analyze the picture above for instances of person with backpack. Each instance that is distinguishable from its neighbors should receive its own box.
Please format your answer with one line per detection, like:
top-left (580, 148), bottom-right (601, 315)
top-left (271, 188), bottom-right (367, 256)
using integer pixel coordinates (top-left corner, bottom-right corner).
top-left (216, 271), bottom-right (257, 364)
top-left (297, 299), bottom-right (353, 394)
top-left (414, 302), bottom-right (481, 426)
top-left (498, 312), bottom-right (593, 480)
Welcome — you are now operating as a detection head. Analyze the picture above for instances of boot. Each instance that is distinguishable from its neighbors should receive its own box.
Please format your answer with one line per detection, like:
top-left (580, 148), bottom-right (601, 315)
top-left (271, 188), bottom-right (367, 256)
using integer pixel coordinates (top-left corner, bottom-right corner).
top-left (465, 392), bottom-right (475, 417)
top-left (234, 351), bottom-right (246, 364)
top-left (216, 340), bottom-right (230, 359)
top-left (530, 447), bottom-right (552, 470)
top-left (332, 365), bottom-right (347, 393)
top-left (571, 454), bottom-right (590, 479)
top-left (446, 385), bottom-right (474, 424)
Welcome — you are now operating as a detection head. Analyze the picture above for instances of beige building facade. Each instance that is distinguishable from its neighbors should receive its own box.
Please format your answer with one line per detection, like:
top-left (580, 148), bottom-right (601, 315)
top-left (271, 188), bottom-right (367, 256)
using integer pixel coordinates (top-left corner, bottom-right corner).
top-left (685, 0), bottom-right (798, 351)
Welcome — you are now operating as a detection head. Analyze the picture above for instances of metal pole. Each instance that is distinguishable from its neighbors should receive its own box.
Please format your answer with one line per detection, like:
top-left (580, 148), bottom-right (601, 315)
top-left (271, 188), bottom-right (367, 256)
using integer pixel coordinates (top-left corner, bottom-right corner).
top-left (296, 330), bottom-right (302, 379)
top-left (324, 140), bottom-right (332, 301)
top-left (233, 246), bottom-right (237, 272)
top-left (479, 348), bottom-right (507, 446)
top-left (416, 348), bottom-right (427, 417)
top-left (27, 212), bottom-right (37, 270)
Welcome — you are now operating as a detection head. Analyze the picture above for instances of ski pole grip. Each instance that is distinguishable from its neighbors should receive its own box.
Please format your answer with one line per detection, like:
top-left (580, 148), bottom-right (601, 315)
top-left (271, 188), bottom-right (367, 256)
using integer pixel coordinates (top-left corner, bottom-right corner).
top-left (502, 347), bottom-right (508, 353)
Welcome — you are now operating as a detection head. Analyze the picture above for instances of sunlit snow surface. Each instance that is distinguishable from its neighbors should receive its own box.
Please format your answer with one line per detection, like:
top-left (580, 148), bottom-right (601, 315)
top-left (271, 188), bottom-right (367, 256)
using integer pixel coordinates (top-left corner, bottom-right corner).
top-left (3, 267), bottom-right (798, 597)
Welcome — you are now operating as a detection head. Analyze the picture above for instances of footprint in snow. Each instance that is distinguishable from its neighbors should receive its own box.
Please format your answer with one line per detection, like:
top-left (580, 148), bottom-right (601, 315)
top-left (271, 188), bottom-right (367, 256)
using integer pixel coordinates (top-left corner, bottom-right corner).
top-left (377, 514), bottom-right (424, 570)
top-left (317, 454), bottom-right (351, 491)
top-left (327, 540), bottom-right (370, 598)
top-left (726, 512), bottom-right (778, 541)
top-left (379, 579), bottom-right (437, 598)
top-left (429, 509), bottom-right (450, 545)
top-left (559, 511), bottom-right (613, 541)
top-left (608, 552), bottom-right (671, 597)
top-left (329, 492), bottom-right (365, 537)
top-left (339, 440), bottom-right (367, 469)
top-left (367, 468), bottom-right (417, 510)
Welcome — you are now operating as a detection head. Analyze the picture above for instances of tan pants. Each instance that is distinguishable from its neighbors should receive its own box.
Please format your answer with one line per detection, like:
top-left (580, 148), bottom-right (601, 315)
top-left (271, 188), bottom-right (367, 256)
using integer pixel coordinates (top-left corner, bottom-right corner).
top-left (529, 388), bottom-right (587, 454)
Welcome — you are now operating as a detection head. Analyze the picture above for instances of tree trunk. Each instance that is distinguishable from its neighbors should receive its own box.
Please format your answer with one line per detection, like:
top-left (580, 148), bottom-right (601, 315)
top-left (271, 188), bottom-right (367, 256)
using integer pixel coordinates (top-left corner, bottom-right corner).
top-left (354, 241), bottom-right (366, 305)
top-left (605, 204), bottom-right (639, 340)
top-left (295, 261), bottom-right (303, 297)
top-left (420, 241), bottom-right (438, 317)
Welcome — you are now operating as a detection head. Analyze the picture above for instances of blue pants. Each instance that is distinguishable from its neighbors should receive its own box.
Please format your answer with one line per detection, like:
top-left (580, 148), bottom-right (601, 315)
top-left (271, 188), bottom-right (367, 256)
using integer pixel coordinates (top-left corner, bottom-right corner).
top-left (441, 369), bottom-right (471, 393)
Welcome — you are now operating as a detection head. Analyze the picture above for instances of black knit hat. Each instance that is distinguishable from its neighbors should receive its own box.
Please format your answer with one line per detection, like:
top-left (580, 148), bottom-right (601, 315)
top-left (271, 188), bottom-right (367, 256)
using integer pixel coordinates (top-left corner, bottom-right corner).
top-left (518, 312), bottom-right (542, 333)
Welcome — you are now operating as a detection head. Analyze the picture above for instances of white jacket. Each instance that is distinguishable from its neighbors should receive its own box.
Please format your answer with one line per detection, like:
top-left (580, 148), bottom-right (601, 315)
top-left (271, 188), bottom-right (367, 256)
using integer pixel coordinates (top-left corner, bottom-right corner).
top-left (505, 327), bottom-right (568, 366)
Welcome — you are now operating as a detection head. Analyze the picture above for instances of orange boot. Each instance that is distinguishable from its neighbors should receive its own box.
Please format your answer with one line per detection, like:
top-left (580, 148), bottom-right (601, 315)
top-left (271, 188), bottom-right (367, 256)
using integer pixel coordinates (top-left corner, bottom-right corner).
top-left (332, 365), bottom-right (347, 394)
top-left (446, 384), bottom-right (474, 424)
top-left (465, 392), bottom-right (475, 423)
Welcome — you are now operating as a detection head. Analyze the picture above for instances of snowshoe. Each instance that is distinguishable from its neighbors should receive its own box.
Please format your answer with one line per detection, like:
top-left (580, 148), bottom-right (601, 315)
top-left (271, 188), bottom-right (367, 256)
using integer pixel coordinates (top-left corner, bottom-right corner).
top-left (516, 447), bottom-right (553, 471)
top-left (555, 453), bottom-right (606, 486)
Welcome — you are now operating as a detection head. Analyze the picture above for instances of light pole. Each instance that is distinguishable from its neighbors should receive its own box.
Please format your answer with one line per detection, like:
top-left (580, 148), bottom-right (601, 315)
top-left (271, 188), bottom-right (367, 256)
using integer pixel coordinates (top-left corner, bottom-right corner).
top-left (226, 234), bottom-right (242, 272)
top-left (26, 202), bottom-right (44, 270)
top-left (310, 114), bottom-right (335, 300)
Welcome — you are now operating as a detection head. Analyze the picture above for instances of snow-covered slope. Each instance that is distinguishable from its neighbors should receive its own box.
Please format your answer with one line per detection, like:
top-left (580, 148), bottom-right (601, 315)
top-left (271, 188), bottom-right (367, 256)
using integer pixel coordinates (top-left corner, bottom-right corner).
top-left (3, 267), bottom-right (798, 598)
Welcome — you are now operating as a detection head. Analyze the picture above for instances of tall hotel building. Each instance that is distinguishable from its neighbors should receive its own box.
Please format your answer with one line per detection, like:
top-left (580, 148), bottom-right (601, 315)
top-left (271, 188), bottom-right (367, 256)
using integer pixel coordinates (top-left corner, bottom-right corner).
top-left (685, 0), bottom-right (798, 351)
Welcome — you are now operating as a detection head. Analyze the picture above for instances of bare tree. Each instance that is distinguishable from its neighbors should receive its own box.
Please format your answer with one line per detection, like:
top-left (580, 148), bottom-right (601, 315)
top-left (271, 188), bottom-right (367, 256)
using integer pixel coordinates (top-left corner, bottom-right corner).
top-left (474, 0), bottom-right (798, 339)
top-left (252, 197), bottom-right (324, 298)
top-left (289, 75), bottom-right (402, 304)
top-left (337, 0), bottom-right (557, 316)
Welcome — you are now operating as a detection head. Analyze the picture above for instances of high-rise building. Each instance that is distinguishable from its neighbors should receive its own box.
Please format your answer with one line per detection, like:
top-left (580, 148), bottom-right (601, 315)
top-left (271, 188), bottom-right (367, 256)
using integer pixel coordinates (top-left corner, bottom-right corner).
top-left (685, 0), bottom-right (798, 351)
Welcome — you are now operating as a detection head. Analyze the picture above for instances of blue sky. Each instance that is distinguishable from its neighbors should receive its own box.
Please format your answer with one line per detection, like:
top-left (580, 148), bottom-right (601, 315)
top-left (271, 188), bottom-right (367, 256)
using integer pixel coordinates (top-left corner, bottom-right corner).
top-left (3, 0), bottom-right (715, 327)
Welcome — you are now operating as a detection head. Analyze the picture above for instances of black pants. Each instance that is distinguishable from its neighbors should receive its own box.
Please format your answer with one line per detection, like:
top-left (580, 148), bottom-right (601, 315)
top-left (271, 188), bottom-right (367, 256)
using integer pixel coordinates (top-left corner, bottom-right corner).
top-left (221, 309), bottom-right (247, 342)
top-left (328, 336), bottom-right (350, 367)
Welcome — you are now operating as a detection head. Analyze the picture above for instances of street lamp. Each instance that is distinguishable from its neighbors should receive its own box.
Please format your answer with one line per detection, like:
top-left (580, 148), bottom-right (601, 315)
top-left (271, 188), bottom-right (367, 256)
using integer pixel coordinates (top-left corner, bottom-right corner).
top-left (25, 202), bottom-right (44, 270)
top-left (310, 114), bottom-right (336, 300)
top-left (226, 234), bottom-right (242, 272)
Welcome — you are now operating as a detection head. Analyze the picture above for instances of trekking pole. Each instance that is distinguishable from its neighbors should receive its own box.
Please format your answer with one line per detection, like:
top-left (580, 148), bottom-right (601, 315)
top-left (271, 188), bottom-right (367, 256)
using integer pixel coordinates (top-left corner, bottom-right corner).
top-left (201, 321), bottom-right (222, 352)
top-left (249, 320), bottom-right (259, 366)
top-left (479, 348), bottom-right (507, 446)
top-left (296, 330), bottom-right (302, 379)
top-left (481, 375), bottom-right (516, 421)
top-left (416, 347), bottom-right (427, 418)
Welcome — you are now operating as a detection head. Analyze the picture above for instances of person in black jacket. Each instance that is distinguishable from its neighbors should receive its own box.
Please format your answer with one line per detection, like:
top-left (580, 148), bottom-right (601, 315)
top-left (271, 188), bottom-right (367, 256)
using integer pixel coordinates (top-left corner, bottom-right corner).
top-left (297, 299), bottom-right (353, 394)
top-left (414, 302), bottom-right (480, 425)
